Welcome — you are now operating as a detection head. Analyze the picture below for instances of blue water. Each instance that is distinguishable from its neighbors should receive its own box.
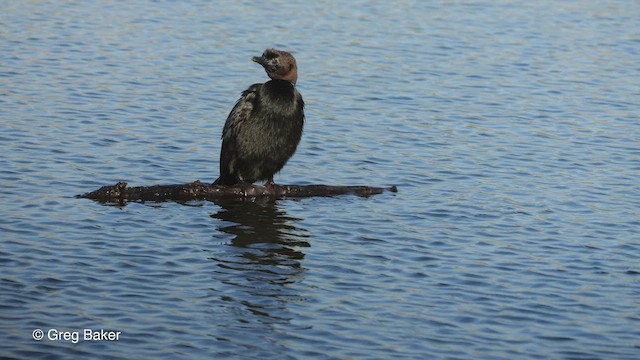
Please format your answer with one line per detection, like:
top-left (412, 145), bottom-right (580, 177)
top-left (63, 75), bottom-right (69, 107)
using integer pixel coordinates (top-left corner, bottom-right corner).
top-left (2, 1), bottom-right (639, 359)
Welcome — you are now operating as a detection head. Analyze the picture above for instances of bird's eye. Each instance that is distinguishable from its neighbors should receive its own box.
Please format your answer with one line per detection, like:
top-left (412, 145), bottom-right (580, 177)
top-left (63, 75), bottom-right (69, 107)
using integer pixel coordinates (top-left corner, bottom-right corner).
top-left (267, 58), bottom-right (280, 70)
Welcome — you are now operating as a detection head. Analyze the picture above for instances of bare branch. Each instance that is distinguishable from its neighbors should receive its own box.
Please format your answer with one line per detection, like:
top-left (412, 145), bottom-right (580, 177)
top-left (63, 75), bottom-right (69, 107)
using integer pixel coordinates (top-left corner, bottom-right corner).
top-left (77, 181), bottom-right (397, 204)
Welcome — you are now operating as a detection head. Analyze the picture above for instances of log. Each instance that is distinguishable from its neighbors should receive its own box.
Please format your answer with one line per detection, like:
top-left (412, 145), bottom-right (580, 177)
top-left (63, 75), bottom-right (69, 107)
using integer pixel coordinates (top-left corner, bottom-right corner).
top-left (77, 180), bottom-right (397, 204)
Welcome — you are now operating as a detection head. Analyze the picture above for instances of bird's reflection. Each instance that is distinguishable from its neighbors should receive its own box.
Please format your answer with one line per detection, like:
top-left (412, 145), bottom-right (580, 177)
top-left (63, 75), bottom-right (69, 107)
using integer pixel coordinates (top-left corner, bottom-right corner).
top-left (207, 198), bottom-right (309, 326)
top-left (211, 198), bottom-right (309, 262)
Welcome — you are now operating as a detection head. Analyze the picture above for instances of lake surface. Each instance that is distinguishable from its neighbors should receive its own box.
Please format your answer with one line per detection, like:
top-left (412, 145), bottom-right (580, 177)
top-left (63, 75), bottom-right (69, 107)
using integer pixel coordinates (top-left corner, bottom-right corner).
top-left (1, 1), bottom-right (639, 358)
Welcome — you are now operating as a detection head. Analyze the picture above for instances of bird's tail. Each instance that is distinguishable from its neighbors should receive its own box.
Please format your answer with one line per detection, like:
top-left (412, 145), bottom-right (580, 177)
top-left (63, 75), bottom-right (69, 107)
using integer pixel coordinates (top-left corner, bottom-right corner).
top-left (212, 174), bottom-right (237, 186)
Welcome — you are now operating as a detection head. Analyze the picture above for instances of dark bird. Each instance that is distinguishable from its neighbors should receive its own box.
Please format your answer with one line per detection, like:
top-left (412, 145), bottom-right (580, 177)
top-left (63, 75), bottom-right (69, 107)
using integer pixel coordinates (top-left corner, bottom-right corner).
top-left (213, 48), bottom-right (304, 187)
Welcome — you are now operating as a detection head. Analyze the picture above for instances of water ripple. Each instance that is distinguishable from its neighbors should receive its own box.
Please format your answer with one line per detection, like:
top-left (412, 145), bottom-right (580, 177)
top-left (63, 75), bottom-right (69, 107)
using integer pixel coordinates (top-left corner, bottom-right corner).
top-left (2, 0), bottom-right (640, 359)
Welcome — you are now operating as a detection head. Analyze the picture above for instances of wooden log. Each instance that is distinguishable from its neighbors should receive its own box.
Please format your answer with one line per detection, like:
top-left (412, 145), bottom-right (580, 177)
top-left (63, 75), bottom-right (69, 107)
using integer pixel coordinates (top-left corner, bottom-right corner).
top-left (77, 181), bottom-right (397, 204)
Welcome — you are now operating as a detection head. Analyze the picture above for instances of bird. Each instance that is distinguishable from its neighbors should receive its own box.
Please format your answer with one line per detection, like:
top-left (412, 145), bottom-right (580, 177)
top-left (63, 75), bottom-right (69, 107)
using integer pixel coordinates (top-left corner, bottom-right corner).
top-left (213, 48), bottom-right (304, 187)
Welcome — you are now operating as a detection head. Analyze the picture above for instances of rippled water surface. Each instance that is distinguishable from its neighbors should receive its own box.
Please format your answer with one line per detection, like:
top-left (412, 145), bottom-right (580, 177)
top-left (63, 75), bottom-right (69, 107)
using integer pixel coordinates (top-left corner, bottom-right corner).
top-left (2, 1), bottom-right (639, 359)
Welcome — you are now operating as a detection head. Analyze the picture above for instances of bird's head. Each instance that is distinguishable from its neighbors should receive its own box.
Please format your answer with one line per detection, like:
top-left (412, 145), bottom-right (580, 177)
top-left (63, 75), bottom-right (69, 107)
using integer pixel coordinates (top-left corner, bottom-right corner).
top-left (252, 48), bottom-right (298, 85)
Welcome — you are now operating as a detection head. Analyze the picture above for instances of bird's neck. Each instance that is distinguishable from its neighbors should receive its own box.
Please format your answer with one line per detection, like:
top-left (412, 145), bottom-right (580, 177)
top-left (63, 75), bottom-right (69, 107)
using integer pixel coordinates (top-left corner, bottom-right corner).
top-left (262, 80), bottom-right (296, 98)
top-left (269, 67), bottom-right (297, 85)
top-left (258, 80), bottom-right (300, 113)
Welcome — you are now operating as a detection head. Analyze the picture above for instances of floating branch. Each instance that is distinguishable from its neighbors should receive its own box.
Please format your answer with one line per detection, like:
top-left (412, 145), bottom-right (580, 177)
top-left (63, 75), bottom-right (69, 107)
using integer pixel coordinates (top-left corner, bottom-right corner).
top-left (77, 181), bottom-right (397, 204)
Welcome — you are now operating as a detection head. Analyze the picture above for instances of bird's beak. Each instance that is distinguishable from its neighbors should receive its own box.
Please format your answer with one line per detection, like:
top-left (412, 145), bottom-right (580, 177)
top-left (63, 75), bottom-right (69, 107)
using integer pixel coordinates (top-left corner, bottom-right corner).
top-left (252, 56), bottom-right (267, 67)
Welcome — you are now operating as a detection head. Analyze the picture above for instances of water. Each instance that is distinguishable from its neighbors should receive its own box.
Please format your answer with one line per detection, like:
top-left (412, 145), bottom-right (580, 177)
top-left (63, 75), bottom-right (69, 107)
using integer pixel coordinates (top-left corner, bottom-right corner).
top-left (1, 1), bottom-right (639, 358)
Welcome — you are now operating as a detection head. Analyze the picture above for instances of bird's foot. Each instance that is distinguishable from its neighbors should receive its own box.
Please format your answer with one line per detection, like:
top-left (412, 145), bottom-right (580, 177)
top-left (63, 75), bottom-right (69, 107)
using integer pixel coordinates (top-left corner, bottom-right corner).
top-left (237, 181), bottom-right (254, 197)
top-left (265, 179), bottom-right (278, 193)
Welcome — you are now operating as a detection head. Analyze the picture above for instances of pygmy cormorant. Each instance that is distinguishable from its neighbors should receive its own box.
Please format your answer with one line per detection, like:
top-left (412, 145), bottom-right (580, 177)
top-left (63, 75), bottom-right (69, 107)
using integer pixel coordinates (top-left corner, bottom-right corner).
top-left (213, 48), bottom-right (304, 186)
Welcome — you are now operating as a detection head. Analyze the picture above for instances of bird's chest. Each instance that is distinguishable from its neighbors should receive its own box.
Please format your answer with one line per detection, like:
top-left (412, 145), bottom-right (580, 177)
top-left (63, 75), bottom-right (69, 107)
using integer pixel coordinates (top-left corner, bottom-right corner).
top-left (242, 113), bottom-right (298, 151)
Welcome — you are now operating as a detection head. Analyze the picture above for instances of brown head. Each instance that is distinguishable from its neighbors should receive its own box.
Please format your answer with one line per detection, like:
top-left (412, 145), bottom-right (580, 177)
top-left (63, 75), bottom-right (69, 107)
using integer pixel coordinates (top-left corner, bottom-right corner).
top-left (252, 48), bottom-right (298, 85)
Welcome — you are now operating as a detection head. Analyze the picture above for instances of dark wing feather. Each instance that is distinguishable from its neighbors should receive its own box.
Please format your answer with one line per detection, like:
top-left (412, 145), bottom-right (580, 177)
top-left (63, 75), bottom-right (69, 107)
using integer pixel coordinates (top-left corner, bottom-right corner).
top-left (213, 84), bottom-right (261, 185)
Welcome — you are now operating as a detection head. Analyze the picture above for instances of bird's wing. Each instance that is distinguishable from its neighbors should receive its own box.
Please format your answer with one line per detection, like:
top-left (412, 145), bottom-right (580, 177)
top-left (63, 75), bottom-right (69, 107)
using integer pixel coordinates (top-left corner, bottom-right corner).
top-left (216, 84), bottom-right (261, 184)
top-left (221, 83), bottom-right (261, 140)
